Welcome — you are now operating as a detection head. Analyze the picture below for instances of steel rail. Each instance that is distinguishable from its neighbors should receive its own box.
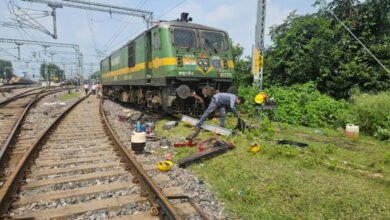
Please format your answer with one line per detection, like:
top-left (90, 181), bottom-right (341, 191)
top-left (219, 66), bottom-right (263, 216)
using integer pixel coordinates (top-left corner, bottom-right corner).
top-left (99, 97), bottom-right (183, 220)
top-left (0, 87), bottom-right (45, 106)
top-left (0, 88), bottom-right (66, 169)
top-left (0, 85), bottom-right (34, 93)
top-left (0, 93), bottom-right (88, 216)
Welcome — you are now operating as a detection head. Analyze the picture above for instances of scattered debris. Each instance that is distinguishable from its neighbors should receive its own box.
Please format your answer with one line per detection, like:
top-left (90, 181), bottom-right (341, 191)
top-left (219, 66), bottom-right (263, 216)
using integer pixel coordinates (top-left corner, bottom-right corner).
top-left (160, 136), bottom-right (171, 149)
top-left (144, 149), bottom-right (155, 154)
top-left (277, 139), bottom-right (308, 148)
top-left (118, 116), bottom-right (128, 121)
top-left (130, 113), bottom-right (143, 121)
top-left (174, 140), bottom-right (197, 148)
top-left (178, 139), bottom-right (235, 168)
top-left (164, 152), bottom-right (173, 161)
top-left (314, 130), bottom-right (324, 135)
top-left (162, 121), bottom-right (178, 130)
top-left (136, 123), bottom-right (146, 132)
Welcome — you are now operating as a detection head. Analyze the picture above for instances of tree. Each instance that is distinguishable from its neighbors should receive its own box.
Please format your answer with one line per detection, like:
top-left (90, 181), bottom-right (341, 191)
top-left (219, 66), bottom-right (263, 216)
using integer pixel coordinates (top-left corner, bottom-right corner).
top-left (89, 71), bottom-right (100, 82)
top-left (40, 63), bottom-right (63, 82)
top-left (0, 60), bottom-right (14, 79)
top-left (264, 0), bottom-right (390, 99)
top-left (232, 43), bottom-right (253, 86)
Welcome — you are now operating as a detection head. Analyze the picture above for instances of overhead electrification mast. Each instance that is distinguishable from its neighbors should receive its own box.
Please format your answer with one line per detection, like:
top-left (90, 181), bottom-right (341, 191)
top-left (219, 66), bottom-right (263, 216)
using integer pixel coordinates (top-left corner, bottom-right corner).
top-left (252, 0), bottom-right (267, 90)
top-left (20, 0), bottom-right (153, 39)
top-left (0, 38), bottom-right (82, 76)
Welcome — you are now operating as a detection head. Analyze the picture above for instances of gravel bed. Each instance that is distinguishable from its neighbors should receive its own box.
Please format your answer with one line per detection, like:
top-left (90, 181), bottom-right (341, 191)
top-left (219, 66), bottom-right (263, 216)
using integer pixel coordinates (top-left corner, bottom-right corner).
top-left (36, 158), bottom-right (119, 170)
top-left (11, 187), bottom-right (141, 216)
top-left (37, 148), bottom-right (112, 157)
top-left (34, 166), bottom-right (122, 180)
top-left (14, 89), bottom-right (83, 141)
top-left (103, 99), bottom-right (229, 220)
top-left (69, 202), bottom-right (152, 220)
top-left (20, 174), bottom-right (133, 196)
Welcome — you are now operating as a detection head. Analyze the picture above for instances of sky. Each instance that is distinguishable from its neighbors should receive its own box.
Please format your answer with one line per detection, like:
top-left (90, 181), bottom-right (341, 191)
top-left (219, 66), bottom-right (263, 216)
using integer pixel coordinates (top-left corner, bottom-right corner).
top-left (0, 0), bottom-right (322, 78)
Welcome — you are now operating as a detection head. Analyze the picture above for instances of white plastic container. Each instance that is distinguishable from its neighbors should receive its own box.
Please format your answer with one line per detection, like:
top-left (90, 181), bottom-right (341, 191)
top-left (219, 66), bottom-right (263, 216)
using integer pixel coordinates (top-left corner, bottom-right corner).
top-left (346, 124), bottom-right (359, 139)
top-left (131, 131), bottom-right (146, 154)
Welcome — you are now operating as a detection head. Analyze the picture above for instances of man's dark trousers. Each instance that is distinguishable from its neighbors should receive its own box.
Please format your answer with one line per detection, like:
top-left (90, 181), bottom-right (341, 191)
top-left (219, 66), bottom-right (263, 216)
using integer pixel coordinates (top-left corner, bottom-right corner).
top-left (196, 96), bottom-right (226, 128)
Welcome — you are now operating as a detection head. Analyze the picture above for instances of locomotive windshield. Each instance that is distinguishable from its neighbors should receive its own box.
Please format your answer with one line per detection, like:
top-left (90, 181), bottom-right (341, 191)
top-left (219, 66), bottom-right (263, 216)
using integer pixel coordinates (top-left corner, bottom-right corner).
top-left (203, 32), bottom-right (226, 51)
top-left (173, 28), bottom-right (198, 49)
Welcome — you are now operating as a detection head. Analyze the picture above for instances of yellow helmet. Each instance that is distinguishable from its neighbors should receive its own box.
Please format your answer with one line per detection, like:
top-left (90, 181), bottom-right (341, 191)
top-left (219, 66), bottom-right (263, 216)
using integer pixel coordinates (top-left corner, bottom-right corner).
top-left (248, 143), bottom-right (261, 152)
top-left (254, 94), bottom-right (264, 104)
top-left (157, 161), bottom-right (173, 172)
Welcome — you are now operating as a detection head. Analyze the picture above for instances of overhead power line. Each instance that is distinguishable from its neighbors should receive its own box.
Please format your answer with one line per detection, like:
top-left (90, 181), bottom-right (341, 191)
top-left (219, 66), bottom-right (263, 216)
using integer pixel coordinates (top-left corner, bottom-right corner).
top-left (20, 0), bottom-right (153, 39)
top-left (326, 7), bottom-right (390, 74)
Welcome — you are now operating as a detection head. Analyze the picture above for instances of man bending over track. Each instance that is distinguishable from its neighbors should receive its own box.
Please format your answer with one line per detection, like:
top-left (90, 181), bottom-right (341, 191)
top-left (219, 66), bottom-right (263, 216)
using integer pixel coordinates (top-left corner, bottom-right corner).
top-left (190, 93), bottom-right (245, 137)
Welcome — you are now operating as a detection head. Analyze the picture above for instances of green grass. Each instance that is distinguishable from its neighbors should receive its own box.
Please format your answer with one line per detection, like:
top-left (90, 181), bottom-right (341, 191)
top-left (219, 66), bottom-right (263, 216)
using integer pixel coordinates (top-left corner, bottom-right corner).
top-left (59, 92), bottom-right (81, 101)
top-left (155, 114), bottom-right (390, 219)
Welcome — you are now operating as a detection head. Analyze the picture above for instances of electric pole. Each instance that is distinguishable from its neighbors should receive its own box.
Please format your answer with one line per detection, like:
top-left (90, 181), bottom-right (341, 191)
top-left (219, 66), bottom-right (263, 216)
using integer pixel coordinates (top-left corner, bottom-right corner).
top-left (252, 0), bottom-right (267, 91)
top-left (0, 38), bottom-right (82, 78)
top-left (21, 0), bottom-right (153, 39)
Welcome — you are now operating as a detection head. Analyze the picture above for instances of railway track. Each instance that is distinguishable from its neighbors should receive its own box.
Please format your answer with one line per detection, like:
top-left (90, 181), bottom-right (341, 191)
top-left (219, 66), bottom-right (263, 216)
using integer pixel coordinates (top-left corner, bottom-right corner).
top-left (0, 88), bottom-right (69, 185)
top-left (0, 88), bottom-right (59, 150)
top-left (0, 87), bottom-right (45, 106)
top-left (0, 96), bottom-right (197, 219)
top-left (0, 85), bottom-right (35, 93)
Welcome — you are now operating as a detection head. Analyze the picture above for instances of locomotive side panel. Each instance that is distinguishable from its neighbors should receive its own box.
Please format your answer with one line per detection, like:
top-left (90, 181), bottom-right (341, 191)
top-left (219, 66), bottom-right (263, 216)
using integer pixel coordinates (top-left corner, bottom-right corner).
top-left (100, 20), bottom-right (237, 116)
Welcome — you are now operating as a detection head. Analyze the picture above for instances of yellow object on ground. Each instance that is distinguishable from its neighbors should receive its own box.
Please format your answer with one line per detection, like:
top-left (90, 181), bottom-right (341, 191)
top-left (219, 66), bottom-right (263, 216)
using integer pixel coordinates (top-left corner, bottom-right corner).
top-left (157, 161), bottom-right (173, 172)
top-left (249, 143), bottom-right (261, 152)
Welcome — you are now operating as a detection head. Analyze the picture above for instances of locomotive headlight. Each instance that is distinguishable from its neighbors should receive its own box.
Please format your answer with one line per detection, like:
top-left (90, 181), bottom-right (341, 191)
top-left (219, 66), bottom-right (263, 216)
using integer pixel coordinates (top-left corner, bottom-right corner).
top-left (177, 56), bottom-right (183, 67)
top-left (223, 59), bottom-right (228, 69)
top-left (197, 58), bottom-right (209, 67)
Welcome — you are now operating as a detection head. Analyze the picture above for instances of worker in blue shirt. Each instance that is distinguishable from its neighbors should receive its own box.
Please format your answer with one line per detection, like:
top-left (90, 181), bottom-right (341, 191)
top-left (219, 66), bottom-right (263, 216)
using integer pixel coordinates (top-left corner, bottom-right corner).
top-left (192, 92), bottom-right (245, 134)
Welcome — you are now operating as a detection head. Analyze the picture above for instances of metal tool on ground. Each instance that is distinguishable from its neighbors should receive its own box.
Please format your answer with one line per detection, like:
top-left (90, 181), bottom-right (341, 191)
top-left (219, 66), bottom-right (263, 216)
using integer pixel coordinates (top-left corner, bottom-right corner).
top-left (178, 138), bottom-right (235, 168)
top-left (235, 117), bottom-right (247, 132)
top-left (173, 139), bottom-right (197, 148)
top-left (277, 139), bottom-right (308, 148)
top-left (182, 115), bottom-right (233, 138)
top-left (163, 121), bottom-right (178, 130)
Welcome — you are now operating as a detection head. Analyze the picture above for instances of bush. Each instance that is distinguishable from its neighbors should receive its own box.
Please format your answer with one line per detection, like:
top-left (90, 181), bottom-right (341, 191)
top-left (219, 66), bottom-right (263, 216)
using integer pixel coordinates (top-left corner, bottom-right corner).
top-left (239, 83), bottom-right (390, 140)
top-left (239, 82), bottom-right (353, 128)
top-left (350, 92), bottom-right (390, 139)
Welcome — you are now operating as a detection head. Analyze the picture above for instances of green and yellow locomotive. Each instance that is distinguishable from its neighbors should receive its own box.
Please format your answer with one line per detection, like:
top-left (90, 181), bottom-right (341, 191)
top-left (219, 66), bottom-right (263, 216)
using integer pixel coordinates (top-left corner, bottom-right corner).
top-left (100, 13), bottom-right (236, 115)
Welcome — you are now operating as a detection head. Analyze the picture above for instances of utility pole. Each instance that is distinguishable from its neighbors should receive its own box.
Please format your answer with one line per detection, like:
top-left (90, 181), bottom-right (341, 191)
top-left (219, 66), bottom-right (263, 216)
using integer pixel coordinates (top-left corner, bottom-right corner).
top-left (0, 38), bottom-right (82, 78)
top-left (49, 51), bottom-right (55, 63)
top-left (21, 0), bottom-right (153, 39)
top-left (15, 42), bottom-right (23, 60)
top-left (252, 0), bottom-right (267, 91)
